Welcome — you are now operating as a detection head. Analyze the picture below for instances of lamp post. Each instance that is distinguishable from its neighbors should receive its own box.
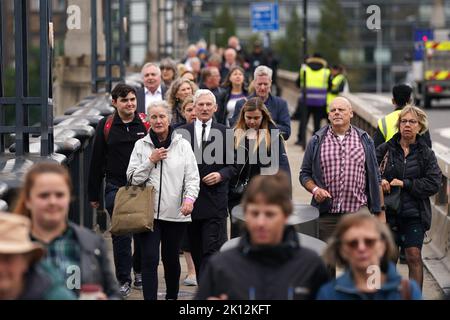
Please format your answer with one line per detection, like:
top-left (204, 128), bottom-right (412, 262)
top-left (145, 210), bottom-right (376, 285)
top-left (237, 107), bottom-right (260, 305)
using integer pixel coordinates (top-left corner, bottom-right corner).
top-left (191, 0), bottom-right (202, 42)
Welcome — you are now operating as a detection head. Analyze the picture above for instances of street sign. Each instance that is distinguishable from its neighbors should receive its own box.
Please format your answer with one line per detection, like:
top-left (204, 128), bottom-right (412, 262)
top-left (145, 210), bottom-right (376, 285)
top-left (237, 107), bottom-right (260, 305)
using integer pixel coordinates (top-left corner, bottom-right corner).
top-left (251, 2), bottom-right (279, 32)
top-left (414, 29), bottom-right (433, 61)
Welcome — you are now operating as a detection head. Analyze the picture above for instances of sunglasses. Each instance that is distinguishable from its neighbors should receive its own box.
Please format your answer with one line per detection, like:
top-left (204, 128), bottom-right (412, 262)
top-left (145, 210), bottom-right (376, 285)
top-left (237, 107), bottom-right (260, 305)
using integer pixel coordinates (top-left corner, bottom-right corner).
top-left (343, 237), bottom-right (379, 250)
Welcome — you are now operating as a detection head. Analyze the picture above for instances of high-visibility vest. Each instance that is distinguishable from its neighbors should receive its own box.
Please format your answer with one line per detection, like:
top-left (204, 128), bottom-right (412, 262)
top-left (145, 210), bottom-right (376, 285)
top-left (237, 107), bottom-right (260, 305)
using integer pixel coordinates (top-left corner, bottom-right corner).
top-left (326, 74), bottom-right (346, 113)
top-left (299, 66), bottom-right (330, 107)
top-left (377, 110), bottom-right (401, 142)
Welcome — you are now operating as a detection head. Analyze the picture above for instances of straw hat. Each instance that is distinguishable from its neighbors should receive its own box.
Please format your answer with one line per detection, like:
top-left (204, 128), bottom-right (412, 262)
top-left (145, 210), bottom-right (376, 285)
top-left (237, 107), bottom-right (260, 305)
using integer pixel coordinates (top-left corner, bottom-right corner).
top-left (0, 212), bottom-right (45, 263)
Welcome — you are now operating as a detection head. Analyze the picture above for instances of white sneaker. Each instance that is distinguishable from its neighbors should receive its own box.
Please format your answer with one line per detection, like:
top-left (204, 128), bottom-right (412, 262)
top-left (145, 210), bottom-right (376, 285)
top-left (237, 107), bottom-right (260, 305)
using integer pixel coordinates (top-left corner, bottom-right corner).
top-left (183, 276), bottom-right (197, 286)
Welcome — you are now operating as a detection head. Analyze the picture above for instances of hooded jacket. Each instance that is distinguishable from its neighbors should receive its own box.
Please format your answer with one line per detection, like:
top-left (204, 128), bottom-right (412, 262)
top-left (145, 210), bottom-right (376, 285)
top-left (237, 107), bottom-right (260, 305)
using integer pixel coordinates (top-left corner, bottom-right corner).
top-left (127, 131), bottom-right (200, 222)
top-left (195, 226), bottom-right (329, 300)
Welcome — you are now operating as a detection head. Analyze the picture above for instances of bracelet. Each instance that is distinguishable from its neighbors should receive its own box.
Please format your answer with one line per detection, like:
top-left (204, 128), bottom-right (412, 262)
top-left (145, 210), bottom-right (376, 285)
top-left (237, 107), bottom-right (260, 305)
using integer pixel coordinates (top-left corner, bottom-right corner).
top-left (312, 186), bottom-right (319, 195)
top-left (183, 197), bottom-right (195, 204)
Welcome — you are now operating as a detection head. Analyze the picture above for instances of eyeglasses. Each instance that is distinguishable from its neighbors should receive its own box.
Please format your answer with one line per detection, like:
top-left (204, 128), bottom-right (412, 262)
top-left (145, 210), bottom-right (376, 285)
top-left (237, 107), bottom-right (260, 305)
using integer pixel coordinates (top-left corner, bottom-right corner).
top-left (343, 237), bottom-right (379, 250)
top-left (400, 119), bottom-right (418, 125)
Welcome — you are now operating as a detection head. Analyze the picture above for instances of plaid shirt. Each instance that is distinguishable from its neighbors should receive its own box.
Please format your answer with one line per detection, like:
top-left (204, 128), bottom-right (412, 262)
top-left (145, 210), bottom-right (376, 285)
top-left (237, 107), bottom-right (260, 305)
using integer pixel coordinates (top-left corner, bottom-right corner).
top-left (32, 226), bottom-right (81, 283)
top-left (320, 126), bottom-right (367, 213)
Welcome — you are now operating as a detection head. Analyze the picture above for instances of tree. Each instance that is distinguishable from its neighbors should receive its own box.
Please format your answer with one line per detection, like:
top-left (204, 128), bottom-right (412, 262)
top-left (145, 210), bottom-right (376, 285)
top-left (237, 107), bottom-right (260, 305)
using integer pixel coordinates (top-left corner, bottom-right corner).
top-left (212, 2), bottom-right (237, 48)
top-left (274, 7), bottom-right (303, 71)
top-left (315, 0), bottom-right (347, 66)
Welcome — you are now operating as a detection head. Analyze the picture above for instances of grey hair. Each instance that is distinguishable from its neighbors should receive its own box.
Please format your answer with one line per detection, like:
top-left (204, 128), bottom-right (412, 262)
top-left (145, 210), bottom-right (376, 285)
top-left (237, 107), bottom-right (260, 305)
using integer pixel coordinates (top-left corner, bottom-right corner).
top-left (193, 89), bottom-right (216, 105)
top-left (141, 62), bottom-right (161, 76)
top-left (254, 65), bottom-right (273, 81)
top-left (146, 100), bottom-right (172, 122)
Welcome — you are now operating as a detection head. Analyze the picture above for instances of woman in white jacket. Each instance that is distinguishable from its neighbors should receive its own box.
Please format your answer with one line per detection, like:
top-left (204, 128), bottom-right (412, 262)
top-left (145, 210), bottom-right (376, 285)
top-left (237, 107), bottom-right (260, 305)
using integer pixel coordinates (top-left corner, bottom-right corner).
top-left (127, 100), bottom-right (200, 300)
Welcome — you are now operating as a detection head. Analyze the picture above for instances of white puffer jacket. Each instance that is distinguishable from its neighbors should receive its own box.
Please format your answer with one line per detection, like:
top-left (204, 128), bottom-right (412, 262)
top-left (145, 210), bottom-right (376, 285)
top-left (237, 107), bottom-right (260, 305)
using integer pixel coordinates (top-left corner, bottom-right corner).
top-left (126, 132), bottom-right (200, 222)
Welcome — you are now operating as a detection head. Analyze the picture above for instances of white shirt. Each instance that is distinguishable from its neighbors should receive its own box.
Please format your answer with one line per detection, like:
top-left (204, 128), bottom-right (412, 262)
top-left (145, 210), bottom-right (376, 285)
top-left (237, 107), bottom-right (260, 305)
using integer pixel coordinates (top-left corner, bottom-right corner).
top-left (195, 118), bottom-right (213, 149)
top-left (145, 86), bottom-right (163, 112)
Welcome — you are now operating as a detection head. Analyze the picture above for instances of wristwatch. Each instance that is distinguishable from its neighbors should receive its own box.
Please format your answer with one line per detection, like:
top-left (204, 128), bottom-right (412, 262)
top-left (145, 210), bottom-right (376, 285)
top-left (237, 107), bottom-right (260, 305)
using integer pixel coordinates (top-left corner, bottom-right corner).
top-left (380, 205), bottom-right (386, 211)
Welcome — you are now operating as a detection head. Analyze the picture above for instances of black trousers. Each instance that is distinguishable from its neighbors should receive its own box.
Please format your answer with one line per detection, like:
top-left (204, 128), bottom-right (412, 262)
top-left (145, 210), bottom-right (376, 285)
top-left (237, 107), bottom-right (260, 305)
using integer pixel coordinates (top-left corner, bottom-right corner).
top-left (188, 217), bottom-right (227, 280)
top-left (297, 104), bottom-right (327, 147)
top-left (139, 219), bottom-right (187, 300)
top-left (105, 182), bottom-right (141, 285)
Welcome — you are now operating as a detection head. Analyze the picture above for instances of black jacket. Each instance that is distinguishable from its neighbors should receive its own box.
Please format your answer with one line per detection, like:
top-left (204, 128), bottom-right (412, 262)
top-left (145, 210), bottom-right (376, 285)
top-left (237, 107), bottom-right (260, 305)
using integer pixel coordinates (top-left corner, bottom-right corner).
top-left (88, 112), bottom-right (147, 201)
top-left (376, 133), bottom-right (441, 230)
top-left (177, 122), bottom-right (237, 220)
top-left (195, 226), bottom-right (329, 300)
top-left (230, 94), bottom-right (291, 140)
top-left (136, 85), bottom-right (168, 114)
top-left (215, 87), bottom-right (248, 125)
top-left (229, 127), bottom-right (291, 207)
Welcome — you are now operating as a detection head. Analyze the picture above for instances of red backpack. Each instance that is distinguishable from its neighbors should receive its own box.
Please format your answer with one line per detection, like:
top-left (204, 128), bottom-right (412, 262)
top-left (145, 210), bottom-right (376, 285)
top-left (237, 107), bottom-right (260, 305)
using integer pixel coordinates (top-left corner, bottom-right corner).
top-left (103, 112), bottom-right (150, 141)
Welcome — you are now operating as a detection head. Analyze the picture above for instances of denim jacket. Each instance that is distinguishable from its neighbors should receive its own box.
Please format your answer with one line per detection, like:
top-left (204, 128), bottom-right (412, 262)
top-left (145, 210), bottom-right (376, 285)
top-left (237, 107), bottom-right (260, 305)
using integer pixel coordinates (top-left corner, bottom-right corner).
top-left (300, 125), bottom-right (381, 214)
top-left (316, 262), bottom-right (422, 300)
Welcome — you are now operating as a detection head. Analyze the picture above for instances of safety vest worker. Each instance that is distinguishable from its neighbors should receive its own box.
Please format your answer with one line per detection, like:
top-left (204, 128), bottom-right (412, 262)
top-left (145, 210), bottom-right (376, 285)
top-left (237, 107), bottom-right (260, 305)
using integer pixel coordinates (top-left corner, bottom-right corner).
top-left (326, 65), bottom-right (347, 113)
top-left (377, 109), bottom-right (402, 143)
top-left (300, 61), bottom-right (330, 107)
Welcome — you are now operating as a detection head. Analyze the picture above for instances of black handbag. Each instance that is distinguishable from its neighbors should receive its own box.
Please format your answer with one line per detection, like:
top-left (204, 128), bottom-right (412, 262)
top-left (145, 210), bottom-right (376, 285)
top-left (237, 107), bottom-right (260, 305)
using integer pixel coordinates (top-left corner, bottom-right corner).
top-left (385, 186), bottom-right (401, 213)
top-left (230, 163), bottom-right (252, 198)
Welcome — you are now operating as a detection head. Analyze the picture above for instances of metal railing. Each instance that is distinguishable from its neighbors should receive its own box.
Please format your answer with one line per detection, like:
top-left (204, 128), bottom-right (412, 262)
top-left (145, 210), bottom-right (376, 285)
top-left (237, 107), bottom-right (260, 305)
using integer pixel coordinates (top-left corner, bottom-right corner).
top-left (91, 0), bottom-right (127, 93)
top-left (0, 0), bottom-right (54, 156)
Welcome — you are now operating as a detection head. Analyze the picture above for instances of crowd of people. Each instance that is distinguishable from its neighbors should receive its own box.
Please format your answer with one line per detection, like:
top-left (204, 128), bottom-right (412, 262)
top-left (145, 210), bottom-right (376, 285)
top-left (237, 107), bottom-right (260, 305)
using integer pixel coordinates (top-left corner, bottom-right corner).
top-left (0, 36), bottom-right (444, 301)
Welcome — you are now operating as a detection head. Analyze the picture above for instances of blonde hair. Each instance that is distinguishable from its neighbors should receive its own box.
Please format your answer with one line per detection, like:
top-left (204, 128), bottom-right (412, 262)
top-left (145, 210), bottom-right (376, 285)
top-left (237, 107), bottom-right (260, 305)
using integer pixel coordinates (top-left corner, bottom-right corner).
top-left (181, 95), bottom-right (194, 113)
top-left (323, 213), bottom-right (397, 269)
top-left (166, 78), bottom-right (198, 109)
top-left (396, 105), bottom-right (429, 135)
top-left (234, 97), bottom-right (276, 152)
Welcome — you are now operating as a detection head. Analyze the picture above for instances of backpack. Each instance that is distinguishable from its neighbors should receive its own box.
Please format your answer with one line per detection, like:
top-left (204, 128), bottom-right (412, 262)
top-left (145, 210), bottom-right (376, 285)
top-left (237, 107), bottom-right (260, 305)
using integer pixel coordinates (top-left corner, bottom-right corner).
top-left (103, 112), bottom-right (150, 141)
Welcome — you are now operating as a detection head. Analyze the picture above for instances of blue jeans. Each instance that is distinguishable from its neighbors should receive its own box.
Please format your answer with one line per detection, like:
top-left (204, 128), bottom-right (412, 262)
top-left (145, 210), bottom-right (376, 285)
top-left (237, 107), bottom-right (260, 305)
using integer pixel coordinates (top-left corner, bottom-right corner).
top-left (105, 182), bottom-right (142, 285)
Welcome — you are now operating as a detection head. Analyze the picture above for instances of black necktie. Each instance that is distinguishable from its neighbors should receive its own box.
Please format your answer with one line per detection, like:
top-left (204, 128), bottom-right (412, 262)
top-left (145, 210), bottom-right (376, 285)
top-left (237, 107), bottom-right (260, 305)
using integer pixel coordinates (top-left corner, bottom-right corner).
top-left (201, 123), bottom-right (207, 150)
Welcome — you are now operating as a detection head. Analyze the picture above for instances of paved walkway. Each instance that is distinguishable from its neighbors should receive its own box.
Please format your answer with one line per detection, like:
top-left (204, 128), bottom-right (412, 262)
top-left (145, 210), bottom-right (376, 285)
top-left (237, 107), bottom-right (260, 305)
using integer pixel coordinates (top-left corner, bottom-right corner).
top-left (103, 120), bottom-right (443, 300)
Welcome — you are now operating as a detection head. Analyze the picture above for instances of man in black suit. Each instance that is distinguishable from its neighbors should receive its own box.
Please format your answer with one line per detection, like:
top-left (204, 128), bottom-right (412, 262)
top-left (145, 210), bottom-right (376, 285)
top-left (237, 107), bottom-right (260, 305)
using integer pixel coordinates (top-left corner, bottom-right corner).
top-left (177, 89), bottom-right (237, 278)
top-left (136, 62), bottom-right (167, 114)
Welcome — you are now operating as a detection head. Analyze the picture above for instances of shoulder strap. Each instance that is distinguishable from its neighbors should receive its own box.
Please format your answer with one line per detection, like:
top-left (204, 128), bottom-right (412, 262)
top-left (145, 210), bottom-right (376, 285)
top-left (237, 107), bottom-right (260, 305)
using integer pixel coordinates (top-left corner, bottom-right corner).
top-left (400, 279), bottom-right (411, 300)
top-left (138, 112), bottom-right (150, 131)
top-left (103, 114), bottom-right (115, 142)
top-left (379, 149), bottom-right (389, 176)
top-left (104, 112), bottom-right (149, 142)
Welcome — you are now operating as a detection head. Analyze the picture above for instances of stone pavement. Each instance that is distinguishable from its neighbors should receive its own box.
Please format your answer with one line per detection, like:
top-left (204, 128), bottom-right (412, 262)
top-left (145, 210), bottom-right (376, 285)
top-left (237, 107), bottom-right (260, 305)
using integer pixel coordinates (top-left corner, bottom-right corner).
top-left (102, 120), bottom-right (443, 300)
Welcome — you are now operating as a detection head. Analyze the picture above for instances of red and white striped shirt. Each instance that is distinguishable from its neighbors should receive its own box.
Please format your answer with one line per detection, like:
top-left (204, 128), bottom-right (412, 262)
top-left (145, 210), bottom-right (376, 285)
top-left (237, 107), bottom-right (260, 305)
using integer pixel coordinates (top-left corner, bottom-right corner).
top-left (320, 126), bottom-right (367, 213)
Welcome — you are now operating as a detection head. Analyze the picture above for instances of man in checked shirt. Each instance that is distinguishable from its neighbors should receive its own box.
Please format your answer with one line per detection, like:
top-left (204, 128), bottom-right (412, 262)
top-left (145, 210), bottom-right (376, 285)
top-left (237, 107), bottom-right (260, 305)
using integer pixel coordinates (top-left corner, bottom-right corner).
top-left (300, 97), bottom-right (386, 243)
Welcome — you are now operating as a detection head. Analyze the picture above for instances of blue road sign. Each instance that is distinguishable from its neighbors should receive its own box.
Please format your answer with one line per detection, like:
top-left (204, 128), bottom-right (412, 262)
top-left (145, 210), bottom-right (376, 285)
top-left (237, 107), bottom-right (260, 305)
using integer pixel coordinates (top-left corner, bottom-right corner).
top-left (251, 2), bottom-right (279, 32)
top-left (414, 29), bottom-right (433, 61)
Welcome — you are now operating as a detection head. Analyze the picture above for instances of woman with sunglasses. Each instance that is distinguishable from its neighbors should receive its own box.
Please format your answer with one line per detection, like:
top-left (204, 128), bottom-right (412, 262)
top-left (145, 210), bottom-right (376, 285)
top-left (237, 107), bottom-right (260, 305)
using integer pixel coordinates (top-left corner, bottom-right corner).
top-left (376, 105), bottom-right (441, 290)
top-left (317, 213), bottom-right (422, 300)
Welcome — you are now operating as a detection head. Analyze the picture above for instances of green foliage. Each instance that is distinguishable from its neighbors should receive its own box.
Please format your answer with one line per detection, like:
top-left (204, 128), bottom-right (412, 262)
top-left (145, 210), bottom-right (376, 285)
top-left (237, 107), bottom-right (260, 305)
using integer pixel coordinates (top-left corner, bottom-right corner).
top-left (315, 0), bottom-right (347, 66)
top-left (212, 2), bottom-right (237, 48)
top-left (3, 46), bottom-right (42, 126)
top-left (274, 8), bottom-right (304, 71)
